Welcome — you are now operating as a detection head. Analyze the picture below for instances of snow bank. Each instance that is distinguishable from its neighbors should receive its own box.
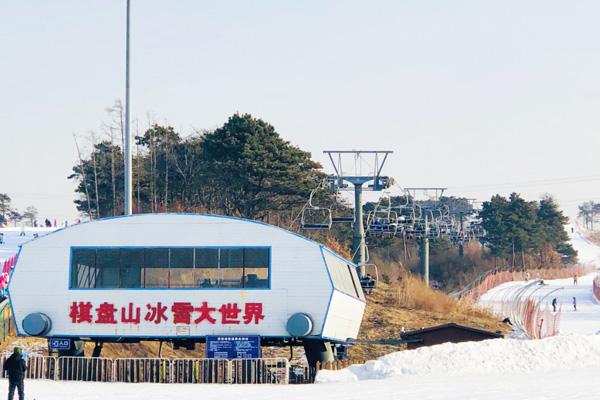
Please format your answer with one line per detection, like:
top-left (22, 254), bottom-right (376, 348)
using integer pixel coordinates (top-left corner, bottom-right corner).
top-left (316, 334), bottom-right (600, 383)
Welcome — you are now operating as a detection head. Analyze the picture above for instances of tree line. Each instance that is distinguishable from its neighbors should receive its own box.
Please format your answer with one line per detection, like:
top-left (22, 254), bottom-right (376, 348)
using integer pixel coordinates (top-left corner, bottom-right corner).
top-left (69, 112), bottom-right (322, 220)
top-left (0, 194), bottom-right (38, 226)
top-left (479, 193), bottom-right (576, 267)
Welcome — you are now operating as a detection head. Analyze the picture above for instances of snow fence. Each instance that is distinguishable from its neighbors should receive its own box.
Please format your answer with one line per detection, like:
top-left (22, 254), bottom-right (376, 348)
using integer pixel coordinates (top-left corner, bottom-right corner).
top-left (455, 265), bottom-right (592, 303)
top-left (594, 276), bottom-right (600, 302)
top-left (315, 334), bottom-right (600, 383)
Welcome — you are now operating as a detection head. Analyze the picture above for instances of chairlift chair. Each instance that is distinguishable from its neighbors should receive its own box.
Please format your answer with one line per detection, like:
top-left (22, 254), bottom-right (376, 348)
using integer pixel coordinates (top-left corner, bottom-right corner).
top-left (300, 187), bottom-right (333, 230)
top-left (360, 263), bottom-right (380, 294)
top-left (332, 215), bottom-right (355, 224)
top-left (301, 207), bottom-right (332, 230)
top-left (366, 194), bottom-right (399, 237)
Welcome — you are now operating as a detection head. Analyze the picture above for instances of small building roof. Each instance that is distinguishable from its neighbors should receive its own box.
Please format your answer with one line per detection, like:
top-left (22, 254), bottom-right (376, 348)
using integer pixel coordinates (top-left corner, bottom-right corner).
top-left (401, 323), bottom-right (503, 339)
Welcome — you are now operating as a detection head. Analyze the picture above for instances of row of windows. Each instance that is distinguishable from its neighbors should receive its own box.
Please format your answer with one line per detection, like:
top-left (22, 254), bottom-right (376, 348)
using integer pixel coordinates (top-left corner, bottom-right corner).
top-left (70, 247), bottom-right (270, 289)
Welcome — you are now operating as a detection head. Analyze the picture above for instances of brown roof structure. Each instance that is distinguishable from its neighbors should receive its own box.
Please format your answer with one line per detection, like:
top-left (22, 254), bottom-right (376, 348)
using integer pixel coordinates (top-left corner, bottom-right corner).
top-left (401, 323), bottom-right (503, 349)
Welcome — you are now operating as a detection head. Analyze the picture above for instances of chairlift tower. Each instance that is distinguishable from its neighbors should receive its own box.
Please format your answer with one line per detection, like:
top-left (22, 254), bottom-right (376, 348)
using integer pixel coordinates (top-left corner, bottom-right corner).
top-left (324, 150), bottom-right (393, 277)
top-left (404, 187), bottom-right (447, 286)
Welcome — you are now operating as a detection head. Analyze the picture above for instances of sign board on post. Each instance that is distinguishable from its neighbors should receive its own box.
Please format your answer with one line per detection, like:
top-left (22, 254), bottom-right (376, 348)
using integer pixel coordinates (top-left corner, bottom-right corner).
top-left (48, 338), bottom-right (71, 351)
top-left (206, 336), bottom-right (261, 359)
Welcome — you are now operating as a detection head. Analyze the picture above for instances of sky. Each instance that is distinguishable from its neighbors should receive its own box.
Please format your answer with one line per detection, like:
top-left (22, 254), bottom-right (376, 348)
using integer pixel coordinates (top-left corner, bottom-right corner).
top-left (2, 0), bottom-right (600, 221)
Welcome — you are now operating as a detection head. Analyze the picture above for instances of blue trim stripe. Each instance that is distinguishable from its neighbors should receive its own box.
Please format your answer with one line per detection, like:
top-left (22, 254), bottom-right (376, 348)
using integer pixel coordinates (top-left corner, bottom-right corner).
top-left (319, 245), bottom-right (335, 337)
top-left (6, 246), bottom-right (23, 336)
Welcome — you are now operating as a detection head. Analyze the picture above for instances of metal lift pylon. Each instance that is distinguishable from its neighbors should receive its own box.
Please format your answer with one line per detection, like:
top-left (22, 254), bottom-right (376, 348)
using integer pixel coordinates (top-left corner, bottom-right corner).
top-left (323, 150), bottom-right (393, 278)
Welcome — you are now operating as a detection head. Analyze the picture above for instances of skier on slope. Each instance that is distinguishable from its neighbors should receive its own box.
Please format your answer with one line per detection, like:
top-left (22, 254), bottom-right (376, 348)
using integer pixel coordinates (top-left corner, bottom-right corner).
top-left (552, 298), bottom-right (558, 312)
top-left (573, 297), bottom-right (577, 311)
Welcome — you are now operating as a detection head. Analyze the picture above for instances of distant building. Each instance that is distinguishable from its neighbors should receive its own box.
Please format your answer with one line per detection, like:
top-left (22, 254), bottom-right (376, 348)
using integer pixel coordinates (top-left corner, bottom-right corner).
top-left (400, 323), bottom-right (503, 349)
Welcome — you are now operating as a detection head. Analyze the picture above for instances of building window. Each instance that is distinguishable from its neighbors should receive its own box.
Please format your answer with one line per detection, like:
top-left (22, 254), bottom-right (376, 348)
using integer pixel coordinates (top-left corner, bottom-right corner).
top-left (70, 247), bottom-right (270, 290)
top-left (219, 248), bottom-right (244, 288)
top-left (323, 250), bottom-right (365, 301)
top-left (142, 248), bottom-right (169, 288)
top-left (71, 248), bottom-right (97, 288)
top-left (97, 248), bottom-right (120, 288)
top-left (195, 248), bottom-right (219, 288)
top-left (243, 248), bottom-right (269, 288)
top-left (170, 248), bottom-right (194, 288)
top-left (121, 248), bottom-right (143, 288)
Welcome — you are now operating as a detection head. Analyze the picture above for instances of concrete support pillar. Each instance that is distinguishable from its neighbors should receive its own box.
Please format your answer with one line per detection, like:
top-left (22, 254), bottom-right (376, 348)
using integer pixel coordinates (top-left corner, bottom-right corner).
top-left (303, 340), bottom-right (335, 368)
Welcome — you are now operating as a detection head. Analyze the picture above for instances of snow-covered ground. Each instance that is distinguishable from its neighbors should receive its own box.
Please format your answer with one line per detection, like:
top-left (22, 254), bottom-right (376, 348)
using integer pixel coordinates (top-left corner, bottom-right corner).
top-left (3, 365), bottom-right (600, 400)
top-left (478, 224), bottom-right (600, 335)
top-left (0, 227), bottom-right (56, 262)
top-left (1, 223), bottom-right (600, 399)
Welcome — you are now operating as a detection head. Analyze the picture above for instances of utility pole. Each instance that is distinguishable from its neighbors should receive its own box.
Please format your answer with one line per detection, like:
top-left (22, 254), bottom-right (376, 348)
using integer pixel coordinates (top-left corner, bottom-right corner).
top-left (458, 211), bottom-right (464, 257)
top-left (419, 214), bottom-right (430, 286)
top-left (123, 0), bottom-right (133, 215)
top-left (404, 188), bottom-right (446, 287)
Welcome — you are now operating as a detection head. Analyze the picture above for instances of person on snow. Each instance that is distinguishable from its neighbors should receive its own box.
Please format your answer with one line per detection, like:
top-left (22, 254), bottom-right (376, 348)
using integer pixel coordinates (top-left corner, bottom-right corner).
top-left (3, 347), bottom-right (27, 400)
top-left (573, 297), bottom-right (577, 311)
top-left (551, 298), bottom-right (558, 312)
top-left (573, 274), bottom-right (578, 285)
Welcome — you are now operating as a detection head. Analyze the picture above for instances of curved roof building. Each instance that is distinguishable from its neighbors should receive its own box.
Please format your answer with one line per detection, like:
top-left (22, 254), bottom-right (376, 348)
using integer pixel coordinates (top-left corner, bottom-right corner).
top-left (8, 214), bottom-right (366, 345)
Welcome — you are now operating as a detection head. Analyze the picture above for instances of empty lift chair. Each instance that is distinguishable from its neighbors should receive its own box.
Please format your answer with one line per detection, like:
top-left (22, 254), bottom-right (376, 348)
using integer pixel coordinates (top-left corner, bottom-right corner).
top-left (301, 188), bottom-right (332, 230)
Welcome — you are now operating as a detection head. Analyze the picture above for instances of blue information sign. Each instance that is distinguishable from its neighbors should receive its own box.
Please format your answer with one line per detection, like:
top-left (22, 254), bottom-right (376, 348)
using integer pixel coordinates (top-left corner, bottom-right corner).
top-left (206, 336), bottom-right (261, 359)
top-left (48, 338), bottom-right (71, 351)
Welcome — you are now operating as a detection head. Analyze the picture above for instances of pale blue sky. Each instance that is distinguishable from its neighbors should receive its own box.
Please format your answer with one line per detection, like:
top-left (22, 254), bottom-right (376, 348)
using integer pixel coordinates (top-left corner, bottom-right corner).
top-left (2, 1), bottom-right (600, 220)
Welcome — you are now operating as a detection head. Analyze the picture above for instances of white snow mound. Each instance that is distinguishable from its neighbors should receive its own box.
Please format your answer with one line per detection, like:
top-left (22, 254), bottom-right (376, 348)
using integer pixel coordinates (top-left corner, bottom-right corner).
top-left (316, 334), bottom-right (600, 383)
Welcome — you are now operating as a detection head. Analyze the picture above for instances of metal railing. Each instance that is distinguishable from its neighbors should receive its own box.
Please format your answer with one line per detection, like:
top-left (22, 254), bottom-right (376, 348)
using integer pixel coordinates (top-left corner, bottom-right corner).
top-left (171, 358), bottom-right (230, 384)
top-left (0, 355), bottom-right (293, 384)
top-left (114, 358), bottom-right (171, 383)
top-left (231, 358), bottom-right (289, 384)
top-left (58, 356), bottom-right (113, 382)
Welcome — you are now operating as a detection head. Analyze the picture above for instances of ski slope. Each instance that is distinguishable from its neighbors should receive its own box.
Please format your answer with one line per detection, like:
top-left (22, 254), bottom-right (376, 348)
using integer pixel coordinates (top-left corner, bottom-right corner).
top-left (0, 227), bottom-right (56, 262)
top-left (479, 224), bottom-right (600, 335)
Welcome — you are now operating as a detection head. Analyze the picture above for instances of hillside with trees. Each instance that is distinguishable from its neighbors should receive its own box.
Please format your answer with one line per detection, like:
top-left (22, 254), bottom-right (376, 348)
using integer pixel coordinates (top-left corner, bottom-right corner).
top-left (69, 113), bottom-right (321, 220)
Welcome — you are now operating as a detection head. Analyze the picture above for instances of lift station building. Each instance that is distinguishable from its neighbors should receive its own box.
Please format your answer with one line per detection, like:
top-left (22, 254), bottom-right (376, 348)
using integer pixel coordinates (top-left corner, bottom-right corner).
top-left (8, 214), bottom-right (365, 363)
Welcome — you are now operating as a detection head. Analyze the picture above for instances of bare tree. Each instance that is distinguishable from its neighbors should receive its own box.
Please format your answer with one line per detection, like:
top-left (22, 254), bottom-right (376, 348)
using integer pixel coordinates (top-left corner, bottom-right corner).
top-left (73, 133), bottom-right (93, 219)
top-left (89, 132), bottom-right (101, 217)
top-left (22, 205), bottom-right (38, 226)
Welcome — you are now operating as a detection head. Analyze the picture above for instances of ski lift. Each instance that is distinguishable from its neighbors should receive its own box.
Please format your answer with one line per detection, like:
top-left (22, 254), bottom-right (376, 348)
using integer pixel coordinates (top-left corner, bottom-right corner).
top-left (366, 195), bottom-right (398, 237)
top-left (331, 208), bottom-right (355, 224)
top-left (360, 263), bottom-right (379, 294)
top-left (396, 206), bottom-right (416, 229)
top-left (301, 187), bottom-right (332, 230)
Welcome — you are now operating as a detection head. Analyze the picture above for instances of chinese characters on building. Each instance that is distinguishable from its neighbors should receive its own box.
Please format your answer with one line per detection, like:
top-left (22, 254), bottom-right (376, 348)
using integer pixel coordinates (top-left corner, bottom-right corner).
top-left (69, 301), bottom-right (265, 325)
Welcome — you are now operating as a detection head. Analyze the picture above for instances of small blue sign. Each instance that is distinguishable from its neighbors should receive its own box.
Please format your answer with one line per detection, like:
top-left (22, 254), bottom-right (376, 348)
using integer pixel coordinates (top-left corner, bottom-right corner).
top-left (206, 336), bottom-right (261, 359)
top-left (48, 338), bottom-right (71, 351)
